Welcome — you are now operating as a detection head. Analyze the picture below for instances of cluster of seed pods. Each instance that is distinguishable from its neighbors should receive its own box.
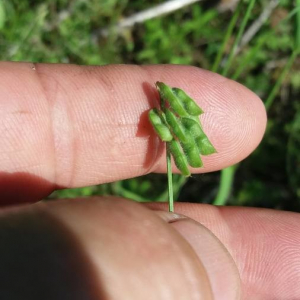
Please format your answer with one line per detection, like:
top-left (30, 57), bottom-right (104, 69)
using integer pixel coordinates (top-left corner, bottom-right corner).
top-left (149, 81), bottom-right (216, 177)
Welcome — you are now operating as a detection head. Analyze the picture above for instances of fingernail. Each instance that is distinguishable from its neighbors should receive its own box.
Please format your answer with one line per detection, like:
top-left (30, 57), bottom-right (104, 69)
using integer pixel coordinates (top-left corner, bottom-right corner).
top-left (154, 210), bottom-right (241, 300)
top-left (153, 210), bottom-right (187, 223)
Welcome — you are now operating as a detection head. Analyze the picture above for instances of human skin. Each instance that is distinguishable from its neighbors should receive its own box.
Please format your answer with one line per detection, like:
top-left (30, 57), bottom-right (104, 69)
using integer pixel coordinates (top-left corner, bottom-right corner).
top-left (0, 63), bottom-right (299, 299)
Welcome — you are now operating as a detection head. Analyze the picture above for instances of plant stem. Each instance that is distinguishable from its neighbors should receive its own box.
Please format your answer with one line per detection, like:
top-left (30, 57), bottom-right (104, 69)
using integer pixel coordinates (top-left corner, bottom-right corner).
top-left (218, 48), bottom-right (296, 205)
top-left (231, 33), bottom-right (265, 80)
top-left (235, 0), bottom-right (279, 56)
top-left (156, 174), bottom-right (187, 202)
top-left (233, 5), bottom-right (300, 80)
top-left (113, 183), bottom-right (150, 202)
top-left (222, 0), bottom-right (256, 77)
top-left (211, 2), bottom-right (241, 73)
top-left (167, 144), bottom-right (174, 212)
top-left (213, 0), bottom-right (257, 206)
top-left (265, 0), bottom-right (300, 110)
top-left (296, 0), bottom-right (300, 50)
top-left (213, 1), bottom-right (299, 207)
top-left (213, 165), bottom-right (237, 205)
top-left (265, 49), bottom-right (298, 110)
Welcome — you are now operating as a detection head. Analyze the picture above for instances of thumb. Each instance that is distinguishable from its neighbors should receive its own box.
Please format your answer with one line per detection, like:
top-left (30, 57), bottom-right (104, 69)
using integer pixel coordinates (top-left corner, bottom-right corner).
top-left (155, 210), bottom-right (241, 299)
top-left (0, 197), bottom-right (240, 300)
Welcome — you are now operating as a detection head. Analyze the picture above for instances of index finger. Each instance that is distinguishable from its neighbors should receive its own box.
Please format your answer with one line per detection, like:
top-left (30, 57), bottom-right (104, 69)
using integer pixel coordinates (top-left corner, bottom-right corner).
top-left (0, 63), bottom-right (266, 204)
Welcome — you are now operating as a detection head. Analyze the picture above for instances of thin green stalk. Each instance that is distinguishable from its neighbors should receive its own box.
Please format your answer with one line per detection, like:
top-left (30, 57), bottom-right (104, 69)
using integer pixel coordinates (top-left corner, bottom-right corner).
top-left (213, 0), bottom-right (256, 206)
top-left (112, 182), bottom-right (149, 202)
top-left (211, 2), bottom-right (242, 73)
top-left (218, 49), bottom-right (297, 206)
top-left (159, 88), bottom-right (174, 212)
top-left (233, 5), bottom-right (300, 81)
top-left (222, 0), bottom-right (257, 77)
top-left (213, 165), bottom-right (237, 205)
top-left (296, 0), bottom-right (300, 50)
top-left (156, 175), bottom-right (187, 202)
top-left (232, 32), bottom-right (265, 80)
top-left (286, 6), bottom-right (300, 24)
top-left (265, 49), bottom-right (298, 110)
top-left (10, 5), bottom-right (48, 59)
top-left (214, 1), bottom-right (300, 207)
top-left (265, 0), bottom-right (300, 110)
top-left (167, 146), bottom-right (174, 212)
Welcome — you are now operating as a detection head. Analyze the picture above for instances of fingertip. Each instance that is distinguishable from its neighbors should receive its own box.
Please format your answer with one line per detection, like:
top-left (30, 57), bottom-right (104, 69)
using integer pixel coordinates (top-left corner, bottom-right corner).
top-left (152, 67), bottom-right (267, 173)
top-left (204, 77), bottom-right (267, 168)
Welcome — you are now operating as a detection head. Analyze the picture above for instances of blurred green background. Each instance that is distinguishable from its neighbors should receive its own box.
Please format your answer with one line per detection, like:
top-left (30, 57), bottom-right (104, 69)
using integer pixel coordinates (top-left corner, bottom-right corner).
top-left (1, 0), bottom-right (299, 210)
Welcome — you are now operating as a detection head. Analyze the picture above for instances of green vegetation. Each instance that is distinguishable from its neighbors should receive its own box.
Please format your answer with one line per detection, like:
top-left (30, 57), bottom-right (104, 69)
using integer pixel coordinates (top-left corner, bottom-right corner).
top-left (149, 81), bottom-right (216, 211)
top-left (1, 0), bottom-right (299, 211)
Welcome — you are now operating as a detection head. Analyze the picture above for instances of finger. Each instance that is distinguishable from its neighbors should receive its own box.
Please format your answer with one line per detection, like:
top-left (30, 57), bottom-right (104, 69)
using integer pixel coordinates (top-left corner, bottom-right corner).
top-left (147, 202), bottom-right (300, 299)
top-left (0, 63), bottom-right (266, 203)
top-left (0, 197), bottom-right (240, 300)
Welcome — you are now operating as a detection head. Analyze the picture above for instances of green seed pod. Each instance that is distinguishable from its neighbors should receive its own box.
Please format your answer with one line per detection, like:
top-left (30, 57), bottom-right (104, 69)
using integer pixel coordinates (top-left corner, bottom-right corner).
top-left (156, 82), bottom-right (188, 117)
top-left (181, 133), bottom-right (203, 168)
top-left (195, 136), bottom-right (217, 155)
top-left (149, 81), bottom-right (216, 212)
top-left (165, 109), bottom-right (187, 143)
top-left (181, 117), bottom-right (205, 138)
top-left (172, 88), bottom-right (203, 116)
top-left (149, 109), bottom-right (173, 142)
top-left (150, 82), bottom-right (216, 177)
top-left (168, 140), bottom-right (190, 177)
top-left (181, 117), bottom-right (216, 155)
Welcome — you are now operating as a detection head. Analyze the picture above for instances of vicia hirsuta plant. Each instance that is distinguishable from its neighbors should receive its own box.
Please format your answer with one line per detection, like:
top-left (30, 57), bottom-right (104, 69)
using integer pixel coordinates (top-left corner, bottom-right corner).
top-left (149, 82), bottom-right (216, 212)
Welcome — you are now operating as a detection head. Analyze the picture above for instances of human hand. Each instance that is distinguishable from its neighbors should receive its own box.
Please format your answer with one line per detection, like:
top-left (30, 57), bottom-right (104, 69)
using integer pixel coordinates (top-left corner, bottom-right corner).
top-left (0, 63), bottom-right (299, 300)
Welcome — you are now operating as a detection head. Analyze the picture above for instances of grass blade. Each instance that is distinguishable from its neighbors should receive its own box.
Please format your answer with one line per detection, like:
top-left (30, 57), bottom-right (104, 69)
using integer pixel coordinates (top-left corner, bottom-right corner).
top-left (211, 2), bottom-right (241, 73)
top-left (265, 50), bottom-right (298, 111)
top-left (222, 0), bottom-right (257, 77)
